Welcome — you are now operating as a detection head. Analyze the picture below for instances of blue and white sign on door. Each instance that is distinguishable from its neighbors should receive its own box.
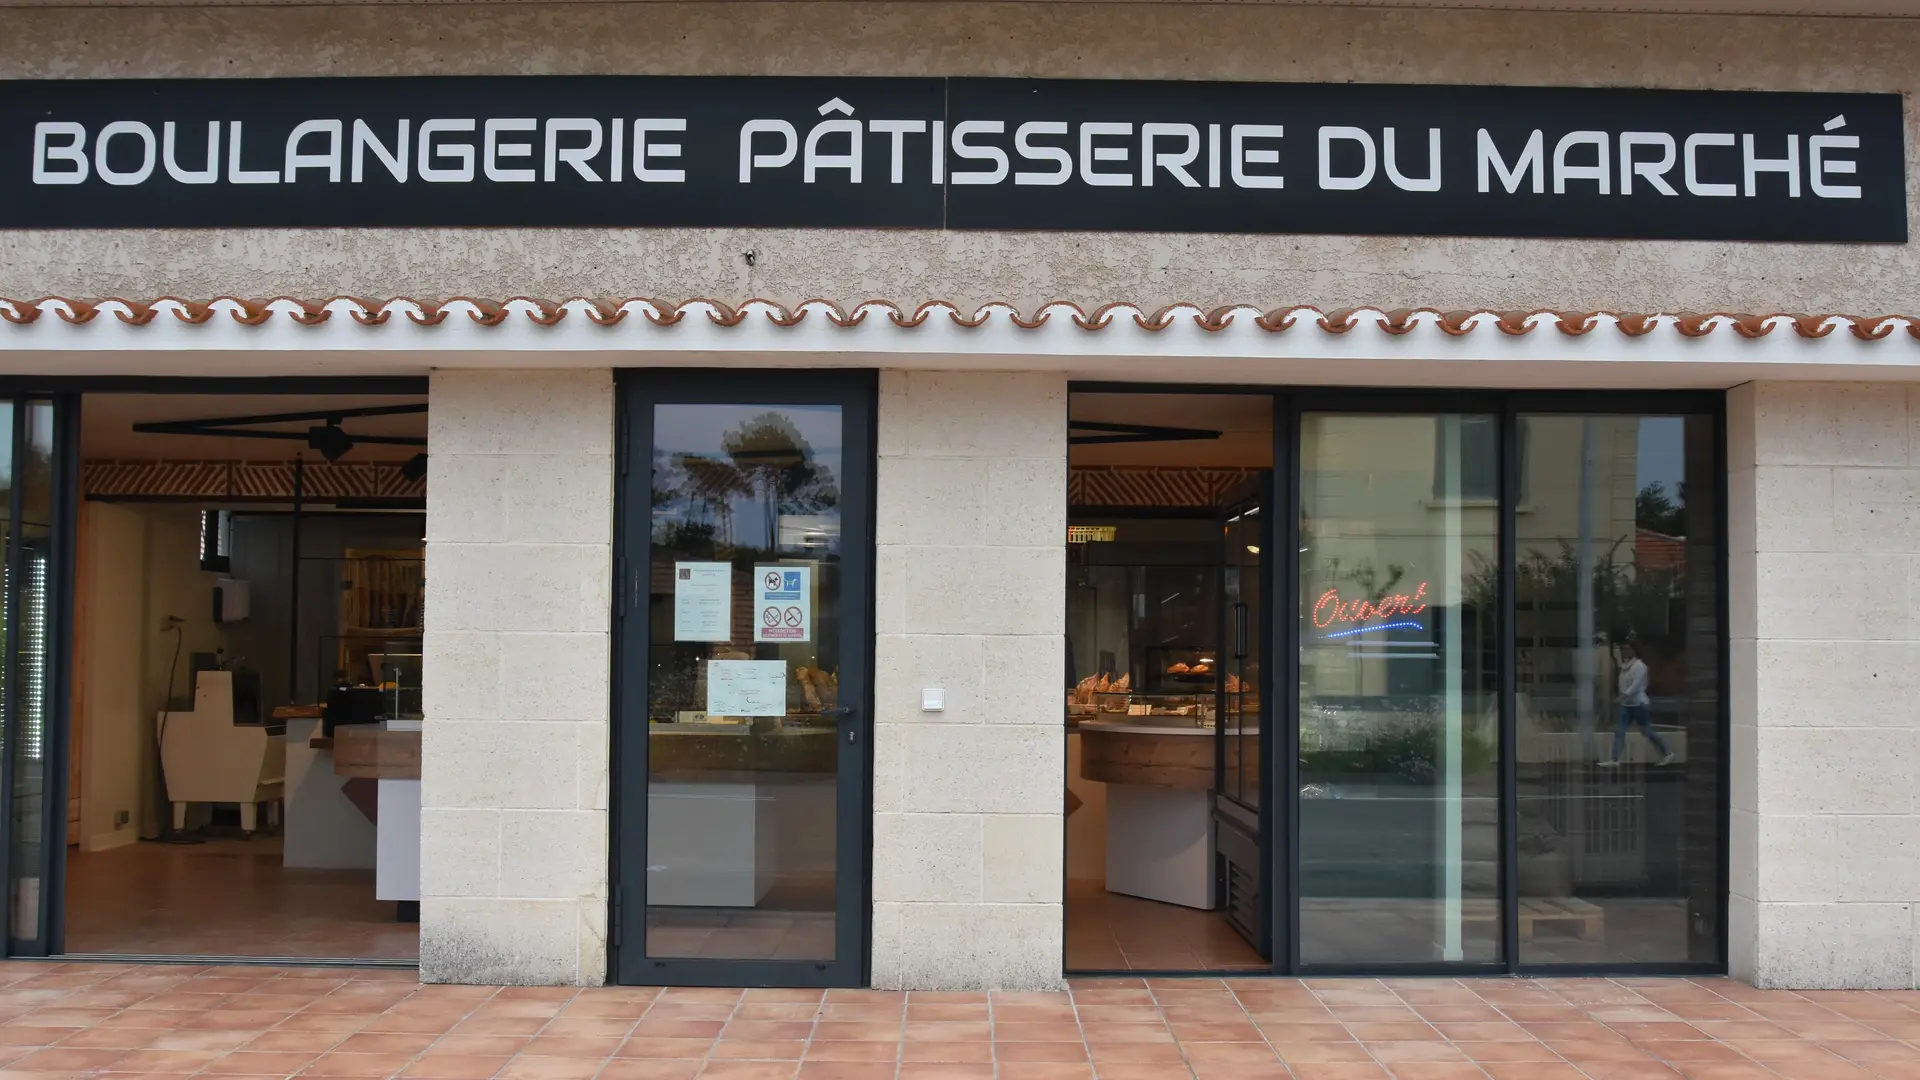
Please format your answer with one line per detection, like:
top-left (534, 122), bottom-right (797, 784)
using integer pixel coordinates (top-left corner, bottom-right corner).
top-left (755, 564), bottom-right (812, 643)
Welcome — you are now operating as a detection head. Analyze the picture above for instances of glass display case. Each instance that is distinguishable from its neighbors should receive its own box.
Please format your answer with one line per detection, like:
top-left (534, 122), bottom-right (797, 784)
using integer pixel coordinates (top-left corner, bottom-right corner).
top-left (318, 635), bottom-right (422, 722)
top-left (1066, 517), bottom-right (1219, 703)
top-left (1092, 691), bottom-right (1214, 724)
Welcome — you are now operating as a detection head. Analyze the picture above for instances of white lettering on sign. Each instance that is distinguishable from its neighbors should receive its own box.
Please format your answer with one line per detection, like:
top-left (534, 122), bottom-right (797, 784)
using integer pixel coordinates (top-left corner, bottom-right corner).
top-left (1383, 127), bottom-right (1440, 192)
top-left (95, 121), bottom-right (156, 186)
top-left (26, 107), bottom-right (1875, 206)
top-left (950, 119), bottom-right (1007, 185)
top-left (1684, 133), bottom-right (1736, 197)
top-left (32, 121), bottom-right (88, 185)
top-left (352, 119), bottom-right (408, 183)
top-left (483, 118), bottom-right (536, 183)
top-left (284, 119), bottom-right (342, 183)
top-left (1318, 126), bottom-right (1375, 191)
top-left (1014, 121), bottom-right (1071, 187)
top-left (1478, 129), bottom-right (1543, 194)
top-left (418, 119), bottom-right (475, 183)
top-left (1230, 124), bottom-right (1284, 190)
top-left (633, 119), bottom-right (687, 183)
top-left (1619, 132), bottom-right (1677, 196)
top-left (545, 118), bottom-right (603, 183)
top-left (165, 121), bottom-right (221, 184)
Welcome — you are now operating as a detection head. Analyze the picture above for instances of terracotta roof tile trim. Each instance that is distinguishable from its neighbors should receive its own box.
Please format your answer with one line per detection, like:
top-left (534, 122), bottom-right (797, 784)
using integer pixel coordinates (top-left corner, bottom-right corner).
top-left (0, 297), bottom-right (1916, 340)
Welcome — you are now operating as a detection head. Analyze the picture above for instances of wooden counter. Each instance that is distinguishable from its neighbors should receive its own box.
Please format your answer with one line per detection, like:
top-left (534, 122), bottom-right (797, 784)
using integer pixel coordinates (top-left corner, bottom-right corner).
top-left (647, 723), bottom-right (837, 778)
top-left (331, 726), bottom-right (422, 780)
top-left (1077, 720), bottom-right (1214, 789)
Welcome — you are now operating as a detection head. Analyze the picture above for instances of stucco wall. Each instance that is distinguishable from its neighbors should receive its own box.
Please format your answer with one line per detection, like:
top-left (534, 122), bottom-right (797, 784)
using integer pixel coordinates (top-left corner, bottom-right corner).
top-left (1728, 380), bottom-right (1920, 989)
top-left (871, 370), bottom-right (1067, 989)
top-left (0, 3), bottom-right (1915, 314)
top-left (420, 369), bottom-right (614, 985)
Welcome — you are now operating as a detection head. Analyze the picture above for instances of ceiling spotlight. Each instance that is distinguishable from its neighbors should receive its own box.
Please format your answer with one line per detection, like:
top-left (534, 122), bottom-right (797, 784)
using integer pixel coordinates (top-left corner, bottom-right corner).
top-left (401, 453), bottom-right (428, 482)
top-left (307, 423), bottom-right (355, 463)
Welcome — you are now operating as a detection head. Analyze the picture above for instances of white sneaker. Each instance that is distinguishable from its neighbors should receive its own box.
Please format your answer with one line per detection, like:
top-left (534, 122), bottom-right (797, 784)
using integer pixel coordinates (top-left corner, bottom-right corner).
top-left (1658, 753), bottom-right (1676, 765)
top-left (1596, 760), bottom-right (1619, 768)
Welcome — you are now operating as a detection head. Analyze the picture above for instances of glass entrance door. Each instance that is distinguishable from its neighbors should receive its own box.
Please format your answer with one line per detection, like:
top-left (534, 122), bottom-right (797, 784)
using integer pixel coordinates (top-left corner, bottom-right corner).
top-left (613, 371), bottom-right (872, 987)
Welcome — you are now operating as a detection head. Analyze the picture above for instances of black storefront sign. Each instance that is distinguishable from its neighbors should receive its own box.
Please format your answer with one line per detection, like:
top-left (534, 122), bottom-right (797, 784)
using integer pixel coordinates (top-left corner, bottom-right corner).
top-left (1, 76), bottom-right (1904, 242)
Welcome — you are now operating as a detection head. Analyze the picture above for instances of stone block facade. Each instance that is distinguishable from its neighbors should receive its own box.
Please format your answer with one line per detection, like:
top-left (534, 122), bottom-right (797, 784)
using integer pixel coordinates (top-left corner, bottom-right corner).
top-left (419, 369), bottom-right (615, 985)
top-left (1729, 381), bottom-right (1920, 988)
top-left (870, 371), bottom-right (1069, 990)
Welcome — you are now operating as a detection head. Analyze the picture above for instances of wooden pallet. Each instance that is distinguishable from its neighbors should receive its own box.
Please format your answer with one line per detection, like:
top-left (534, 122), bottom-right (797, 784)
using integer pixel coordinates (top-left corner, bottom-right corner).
top-left (1518, 897), bottom-right (1604, 941)
top-left (1459, 897), bottom-right (1606, 941)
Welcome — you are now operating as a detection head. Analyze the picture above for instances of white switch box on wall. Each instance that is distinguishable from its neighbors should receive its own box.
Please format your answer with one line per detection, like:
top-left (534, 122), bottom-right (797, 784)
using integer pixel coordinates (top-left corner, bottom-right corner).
top-left (921, 688), bottom-right (946, 712)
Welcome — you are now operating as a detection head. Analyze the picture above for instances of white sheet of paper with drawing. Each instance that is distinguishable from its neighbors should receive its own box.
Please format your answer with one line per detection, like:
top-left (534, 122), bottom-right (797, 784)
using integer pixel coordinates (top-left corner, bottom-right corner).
top-left (706, 660), bottom-right (787, 717)
top-left (673, 562), bottom-right (732, 642)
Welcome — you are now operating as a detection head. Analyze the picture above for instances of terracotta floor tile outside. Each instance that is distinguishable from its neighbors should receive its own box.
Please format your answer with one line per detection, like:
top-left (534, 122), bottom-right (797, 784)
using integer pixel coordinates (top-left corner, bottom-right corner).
top-left (0, 965), bottom-right (1904, 1080)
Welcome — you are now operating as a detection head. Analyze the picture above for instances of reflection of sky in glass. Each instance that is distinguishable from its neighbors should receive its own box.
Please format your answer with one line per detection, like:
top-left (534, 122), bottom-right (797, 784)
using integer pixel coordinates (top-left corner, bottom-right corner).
top-left (652, 404), bottom-right (843, 554)
top-left (1636, 418), bottom-right (1686, 501)
top-left (654, 404), bottom-right (844, 459)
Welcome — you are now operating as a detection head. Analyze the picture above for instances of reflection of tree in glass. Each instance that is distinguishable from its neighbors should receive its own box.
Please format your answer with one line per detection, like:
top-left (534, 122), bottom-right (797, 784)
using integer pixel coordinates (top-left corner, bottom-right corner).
top-left (1635, 481), bottom-right (1687, 537)
top-left (1467, 537), bottom-right (1683, 721)
top-left (656, 414), bottom-right (839, 553)
top-left (719, 413), bottom-right (839, 550)
top-left (1315, 556), bottom-right (1409, 604)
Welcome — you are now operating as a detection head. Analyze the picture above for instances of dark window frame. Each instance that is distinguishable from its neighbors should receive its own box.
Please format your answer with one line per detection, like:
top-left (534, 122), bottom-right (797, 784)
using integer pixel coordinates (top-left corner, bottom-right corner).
top-left (1066, 383), bottom-right (1727, 980)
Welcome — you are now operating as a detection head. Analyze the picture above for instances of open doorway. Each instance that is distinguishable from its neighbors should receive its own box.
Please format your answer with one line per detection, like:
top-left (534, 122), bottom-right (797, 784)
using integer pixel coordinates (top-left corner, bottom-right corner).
top-left (1063, 391), bottom-right (1273, 973)
top-left (63, 392), bottom-right (425, 961)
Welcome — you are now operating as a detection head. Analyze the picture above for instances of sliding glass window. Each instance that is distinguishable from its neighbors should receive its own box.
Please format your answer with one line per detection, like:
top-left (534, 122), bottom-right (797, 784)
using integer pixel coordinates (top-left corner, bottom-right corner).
top-left (1513, 413), bottom-right (1721, 966)
top-left (1290, 400), bottom-right (1723, 973)
top-left (1297, 413), bottom-right (1501, 967)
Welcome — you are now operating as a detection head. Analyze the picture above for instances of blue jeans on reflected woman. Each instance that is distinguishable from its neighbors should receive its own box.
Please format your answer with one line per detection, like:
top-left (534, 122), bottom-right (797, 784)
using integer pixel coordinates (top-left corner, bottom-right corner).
top-left (1612, 703), bottom-right (1671, 762)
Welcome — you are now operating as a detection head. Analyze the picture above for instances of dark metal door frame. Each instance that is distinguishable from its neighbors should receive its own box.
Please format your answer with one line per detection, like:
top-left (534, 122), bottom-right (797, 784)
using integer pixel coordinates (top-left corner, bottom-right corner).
top-left (610, 368), bottom-right (876, 988)
top-left (1212, 473), bottom-right (1274, 961)
top-left (0, 393), bottom-right (82, 958)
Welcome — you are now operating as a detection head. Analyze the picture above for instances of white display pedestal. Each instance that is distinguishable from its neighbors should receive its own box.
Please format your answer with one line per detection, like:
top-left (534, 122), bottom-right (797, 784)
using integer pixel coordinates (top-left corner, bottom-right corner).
top-left (1106, 784), bottom-right (1215, 910)
top-left (375, 778), bottom-right (421, 903)
top-left (647, 781), bottom-right (778, 906)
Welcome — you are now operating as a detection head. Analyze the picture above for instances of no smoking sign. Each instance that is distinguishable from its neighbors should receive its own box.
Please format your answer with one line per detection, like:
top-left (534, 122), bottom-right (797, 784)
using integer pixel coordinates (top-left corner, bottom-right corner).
top-left (754, 564), bottom-right (813, 643)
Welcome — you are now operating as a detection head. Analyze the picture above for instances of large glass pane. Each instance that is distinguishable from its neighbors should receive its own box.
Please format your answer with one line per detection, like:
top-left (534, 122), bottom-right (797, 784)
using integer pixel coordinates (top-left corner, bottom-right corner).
top-left (645, 403), bottom-right (843, 960)
top-left (1298, 413), bottom-right (1500, 966)
top-left (1515, 415), bottom-right (1721, 964)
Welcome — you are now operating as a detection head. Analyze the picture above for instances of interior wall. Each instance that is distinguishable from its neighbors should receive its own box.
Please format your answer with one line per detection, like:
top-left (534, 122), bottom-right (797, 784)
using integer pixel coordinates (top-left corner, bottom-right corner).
top-left (77, 503), bottom-right (222, 846)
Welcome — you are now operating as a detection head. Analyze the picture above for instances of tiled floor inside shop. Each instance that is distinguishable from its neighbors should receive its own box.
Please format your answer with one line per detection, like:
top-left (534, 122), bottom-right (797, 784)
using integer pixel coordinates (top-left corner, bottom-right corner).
top-left (0, 964), bottom-right (1915, 1078)
top-left (1065, 881), bottom-right (1267, 972)
top-left (64, 839), bottom-right (418, 960)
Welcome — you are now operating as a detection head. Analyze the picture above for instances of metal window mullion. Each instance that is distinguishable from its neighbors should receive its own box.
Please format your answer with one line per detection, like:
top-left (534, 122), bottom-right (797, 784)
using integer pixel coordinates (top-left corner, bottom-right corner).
top-left (1280, 396), bottom-right (1302, 974)
top-left (1498, 405), bottom-right (1521, 973)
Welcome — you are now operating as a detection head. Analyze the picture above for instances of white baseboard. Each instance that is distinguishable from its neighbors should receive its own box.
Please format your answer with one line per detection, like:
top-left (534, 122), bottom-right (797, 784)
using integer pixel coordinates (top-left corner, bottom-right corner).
top-left (81, 830), bottom-right (136, 853)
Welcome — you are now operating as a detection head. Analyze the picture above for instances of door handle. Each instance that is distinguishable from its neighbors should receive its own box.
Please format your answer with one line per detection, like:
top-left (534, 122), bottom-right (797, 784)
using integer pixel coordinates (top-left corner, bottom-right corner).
top-left (1233, 603), bottom-right (1248, 660)
top-left (820, 705), bottom-right (857, 743)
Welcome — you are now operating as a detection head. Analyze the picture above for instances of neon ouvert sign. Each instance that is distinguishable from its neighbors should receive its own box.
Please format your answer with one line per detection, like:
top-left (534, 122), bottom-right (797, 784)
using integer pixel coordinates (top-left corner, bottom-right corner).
top-left (1312, 582), bottom-right (1430, 637)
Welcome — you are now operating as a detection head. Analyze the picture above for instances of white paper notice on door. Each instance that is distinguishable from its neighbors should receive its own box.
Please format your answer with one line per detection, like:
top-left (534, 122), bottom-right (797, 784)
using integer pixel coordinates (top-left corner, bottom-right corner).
top-left (673, 562), bottom-right (732, 642)
top-left (706, 660), bottom-right (787, 717)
